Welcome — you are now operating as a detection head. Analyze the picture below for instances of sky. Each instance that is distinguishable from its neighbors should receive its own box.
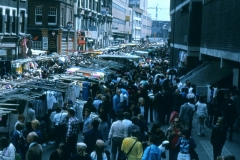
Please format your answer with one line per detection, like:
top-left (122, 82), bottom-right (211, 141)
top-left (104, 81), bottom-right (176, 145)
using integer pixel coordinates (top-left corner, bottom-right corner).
top-left (147, 0), bottom-right (170, 21)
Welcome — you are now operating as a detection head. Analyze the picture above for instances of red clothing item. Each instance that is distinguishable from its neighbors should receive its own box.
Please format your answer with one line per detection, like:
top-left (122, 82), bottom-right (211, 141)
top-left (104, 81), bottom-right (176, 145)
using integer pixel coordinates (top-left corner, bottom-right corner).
top-left (171, 127), bottom-right (180, 148)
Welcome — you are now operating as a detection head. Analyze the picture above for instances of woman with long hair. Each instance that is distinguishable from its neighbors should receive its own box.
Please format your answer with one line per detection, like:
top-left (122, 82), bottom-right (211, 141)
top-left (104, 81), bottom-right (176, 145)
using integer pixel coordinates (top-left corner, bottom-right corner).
top-left (70, 142), bottom-right (91, 160)
top-left (90, 140), bottom-right (108, 160)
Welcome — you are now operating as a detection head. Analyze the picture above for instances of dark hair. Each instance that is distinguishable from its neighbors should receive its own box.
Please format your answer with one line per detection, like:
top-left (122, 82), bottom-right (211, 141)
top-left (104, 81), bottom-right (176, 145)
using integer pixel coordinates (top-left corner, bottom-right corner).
top-left (131, 116), bottom-right (138, 125)
top-left (87, 97), bottom-right (93, 104)
top-left (95, 145), bottom-right (104, 160)
top-left (0, 137), bottom-right (10, 148)
top-left (18, 114), bottom-right (25, 121)
top-left (58, 143), bottom-right (68, 158)
top-left (16, 123), bottom-right (24, 131)
top-left (151, 123), bottom-right (161, 133)
top-left (68, 108), bottom-right (75, 116)
top-left (124, 112), bottom-right (130, 120)
top-left (182, 130), bottom-right (191, 139)
top-left (131, 130), bottom-right (140, 137)
top-left (56, 107), bottom-right (62, 113)
top-left (117, 113), bottom-right (124, 121)
top-left (199, 95), bottom-right (205, 103)
top-left (92, 120), bottom-right (100, 129)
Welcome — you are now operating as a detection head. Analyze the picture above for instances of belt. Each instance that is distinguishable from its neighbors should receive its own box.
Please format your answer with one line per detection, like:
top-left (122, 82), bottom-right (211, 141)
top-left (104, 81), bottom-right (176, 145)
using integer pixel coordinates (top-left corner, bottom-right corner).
top-left (181, 152), bottom-right (189, 154)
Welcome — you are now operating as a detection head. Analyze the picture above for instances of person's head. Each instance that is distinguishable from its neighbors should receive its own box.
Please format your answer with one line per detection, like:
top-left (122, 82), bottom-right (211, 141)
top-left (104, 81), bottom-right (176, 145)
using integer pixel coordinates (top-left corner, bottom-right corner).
top-left (173, 118), bottom-right (180, 126)
top-left (56, 107), bottom-right (62, 113)
top-left (124, 112), bottom-right (130, 120)
top-left (84, 108), bottom-right (90, 117)
top-left (151, 122), bottom-right (161, 133)
top-left (31, 119), bottom-right (40, 130)
top-left (27, 132), bottom-right (38, 144)
top-left (99, 105), bottom-right (105, 113)
top-left (129, 101), bottom-right (136, 109)
top-left (87, 97), bottom-right (93, 104)
top-left (131, 116), bottom-right (138, 125)
top-left (97, 94), bottom-right (102, 100)
top-left (117, 113), bottom-right (124, 121)
top-left (95, 139), bottom-right (105, 155)
top-left (92, 120), bottom-right (100, 129)
top-left (68, 108), bottom-right (75, 117)
top-left (199, 95), bottom-right (205, 103)
top-left (116, 89), bottom-right (121, 96)
top-left (76, 142), bottom-right (87, 156)
top-left (18, 114), bottom-right (25, 123)
top-left (101, 95), bottom-right (106, 102)
top-left (16, 123), bottom-right (24, 131)
top-left (0, 137), bottom-right (10, 150)
top-left (137, 114), bottom-right (144, 120)
top-left (131, 130), bottom-right (140, 139)
top-left (181, 130), bottom-right (191, 139)
top-left (57, 143), bottom-right (67, 157)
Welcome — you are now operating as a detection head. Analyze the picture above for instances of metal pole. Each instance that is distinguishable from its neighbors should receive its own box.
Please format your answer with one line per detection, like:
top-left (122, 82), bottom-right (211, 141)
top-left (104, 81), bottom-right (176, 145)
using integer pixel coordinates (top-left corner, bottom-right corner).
top-left (67, 31), bottom-right (69, 56)
top-left (73, 0), bottom-right (78, 52)
top-left (16, 0), bottom-right (20, 59)
top-left (171, 0), bottom-right (176, 81)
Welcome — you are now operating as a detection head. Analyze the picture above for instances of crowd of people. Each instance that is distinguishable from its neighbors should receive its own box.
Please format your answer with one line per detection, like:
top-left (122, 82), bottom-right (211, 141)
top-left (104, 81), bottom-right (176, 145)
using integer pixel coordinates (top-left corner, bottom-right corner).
top-left (0, 46), bottom-right (239, 160)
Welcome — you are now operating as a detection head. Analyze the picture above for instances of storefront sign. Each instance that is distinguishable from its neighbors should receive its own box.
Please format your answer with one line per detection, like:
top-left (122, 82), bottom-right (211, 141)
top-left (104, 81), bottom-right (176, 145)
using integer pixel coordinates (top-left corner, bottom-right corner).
top-left (0, 43), bottom-right (16, 48)
top-left (85, 31), bottom-right (92, 38)
top-left (48, 35), bottom-right (57, 53)
top-left (91, 31), bottom-right (98, 39)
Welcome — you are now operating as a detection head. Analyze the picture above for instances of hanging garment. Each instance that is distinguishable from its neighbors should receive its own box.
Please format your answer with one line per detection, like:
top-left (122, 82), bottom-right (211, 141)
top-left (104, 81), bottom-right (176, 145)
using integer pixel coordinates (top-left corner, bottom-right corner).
top-left (64, 85), bottom-right (77, 103)
top-left (73, 100), bottom-right (86, 122)
top-left (47, 93), bottom-right (57, 110)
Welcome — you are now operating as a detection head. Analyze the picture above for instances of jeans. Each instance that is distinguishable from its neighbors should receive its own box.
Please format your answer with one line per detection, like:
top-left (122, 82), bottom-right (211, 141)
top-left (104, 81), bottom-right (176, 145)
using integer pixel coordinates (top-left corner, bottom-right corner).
top-left (197, 114), bottom-right (205, 135)
top-left (111, 137), bottom-right (124, 160)
top-left (55, 124), bottom-right (66, 148)
top-left (177, 152), bottom-right (190, 160)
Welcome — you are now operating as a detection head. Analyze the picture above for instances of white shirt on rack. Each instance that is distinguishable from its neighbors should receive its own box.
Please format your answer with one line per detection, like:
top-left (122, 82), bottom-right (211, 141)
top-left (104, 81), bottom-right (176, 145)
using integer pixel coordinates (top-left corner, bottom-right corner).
top-left (47, 94), bottom-right (57, 110)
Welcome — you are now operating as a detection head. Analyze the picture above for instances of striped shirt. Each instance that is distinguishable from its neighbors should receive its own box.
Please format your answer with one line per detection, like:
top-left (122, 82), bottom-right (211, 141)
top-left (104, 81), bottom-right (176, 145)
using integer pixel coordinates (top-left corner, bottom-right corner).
top-left (66, 116), bottom-right (79, 138)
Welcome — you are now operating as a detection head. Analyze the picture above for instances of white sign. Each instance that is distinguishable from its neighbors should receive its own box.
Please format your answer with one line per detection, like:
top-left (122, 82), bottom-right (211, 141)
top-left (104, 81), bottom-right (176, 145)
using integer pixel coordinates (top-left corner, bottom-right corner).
top-left (91, 31), bottom-right (98, 39)
top-left (85, 31), bottom-right (92, 38)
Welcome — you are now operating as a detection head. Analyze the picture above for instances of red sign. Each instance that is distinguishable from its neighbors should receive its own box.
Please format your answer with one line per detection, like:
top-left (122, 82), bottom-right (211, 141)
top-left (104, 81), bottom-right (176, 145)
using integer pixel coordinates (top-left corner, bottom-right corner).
top-left (78, 40), bottom-right (85, 45)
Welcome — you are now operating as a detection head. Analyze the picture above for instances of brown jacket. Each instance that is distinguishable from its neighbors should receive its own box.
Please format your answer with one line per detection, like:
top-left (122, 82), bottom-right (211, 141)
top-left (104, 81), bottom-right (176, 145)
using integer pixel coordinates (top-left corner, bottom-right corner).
top-left (25, 143), bottom-right (42, 160)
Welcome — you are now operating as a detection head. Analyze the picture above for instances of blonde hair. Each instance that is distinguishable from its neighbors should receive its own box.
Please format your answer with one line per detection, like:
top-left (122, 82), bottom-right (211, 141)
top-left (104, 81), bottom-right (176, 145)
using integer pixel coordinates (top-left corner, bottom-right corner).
top-left (31, 119), bottom-right (40, 130)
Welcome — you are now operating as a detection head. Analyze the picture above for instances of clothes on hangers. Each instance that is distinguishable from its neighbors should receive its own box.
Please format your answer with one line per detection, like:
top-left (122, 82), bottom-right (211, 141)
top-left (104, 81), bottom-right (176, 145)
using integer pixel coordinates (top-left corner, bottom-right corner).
top-left (73, 100), bottom-right (87, 122)
top-left (47, 91), bottom-right (57, 110)
top-left (64, 85), bottom-right (77, 103)
top-left (32, 99), bottom-right (46, 118)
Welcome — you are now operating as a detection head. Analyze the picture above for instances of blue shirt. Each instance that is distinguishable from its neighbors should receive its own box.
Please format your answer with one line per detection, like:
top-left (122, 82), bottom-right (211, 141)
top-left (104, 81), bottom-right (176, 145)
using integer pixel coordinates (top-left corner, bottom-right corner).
top-left (83, 116), bottom-right (92, 134)
top-left (175, 137), bottom-right (196, 153)
top-left (113, 94), bottom-right (121, 113)
top-left (142, 144), bottom-right (161, 160)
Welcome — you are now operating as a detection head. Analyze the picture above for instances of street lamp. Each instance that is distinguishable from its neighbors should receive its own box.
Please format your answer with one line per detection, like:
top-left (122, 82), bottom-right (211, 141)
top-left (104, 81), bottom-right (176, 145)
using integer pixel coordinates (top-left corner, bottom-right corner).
top-left (67, 22), bottom-right (73, 56)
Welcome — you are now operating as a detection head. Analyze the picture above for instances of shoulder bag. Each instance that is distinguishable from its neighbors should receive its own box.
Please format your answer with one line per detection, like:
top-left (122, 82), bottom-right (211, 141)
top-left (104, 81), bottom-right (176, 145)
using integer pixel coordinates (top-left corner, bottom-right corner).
top-left (121, 140), bottom-right (138, 160)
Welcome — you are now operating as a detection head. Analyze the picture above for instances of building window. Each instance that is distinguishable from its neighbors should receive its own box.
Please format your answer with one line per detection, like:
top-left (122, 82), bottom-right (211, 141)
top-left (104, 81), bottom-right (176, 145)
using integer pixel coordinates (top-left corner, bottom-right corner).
top-left (5, 9), bottom-right (10, 33)
top-left (61, 8), bottom-right (64, 27)
top-left (12, 10), bottom-right (16, 33)
top-left (0, 9), bottom-right (2, 33)
top-left (35, 6), bottom-right (42, 24)
top-left (20, 11), bottom-right (25, 33)
top-left (112, 18), bottom-right (125, 25)
top-left (48, 7), bottom-right (57, 25)
top-left (70, 10), bottom-right (73, 22)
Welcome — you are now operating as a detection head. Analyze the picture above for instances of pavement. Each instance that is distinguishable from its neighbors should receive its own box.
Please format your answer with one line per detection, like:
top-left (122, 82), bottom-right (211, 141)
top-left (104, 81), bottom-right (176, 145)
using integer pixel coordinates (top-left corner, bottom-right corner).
top-left (42, 114), bottom-right (240, 160)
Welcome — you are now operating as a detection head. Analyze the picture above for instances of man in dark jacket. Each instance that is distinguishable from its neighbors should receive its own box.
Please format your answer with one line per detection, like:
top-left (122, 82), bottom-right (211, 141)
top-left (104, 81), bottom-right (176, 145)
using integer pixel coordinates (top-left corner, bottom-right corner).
top-left (224, 99), bottom-right (237, 141)
top-left (25, 132), bottom-right (42, 160)
top-left (84, 119), bottom-right (103, 154)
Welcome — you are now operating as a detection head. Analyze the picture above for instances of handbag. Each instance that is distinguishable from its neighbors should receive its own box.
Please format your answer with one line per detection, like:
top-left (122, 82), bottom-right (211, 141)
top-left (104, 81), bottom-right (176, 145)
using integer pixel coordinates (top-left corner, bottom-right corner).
top-left (121, 140), bottom-right (138, 160)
